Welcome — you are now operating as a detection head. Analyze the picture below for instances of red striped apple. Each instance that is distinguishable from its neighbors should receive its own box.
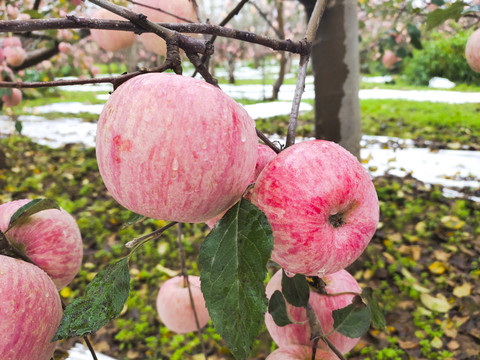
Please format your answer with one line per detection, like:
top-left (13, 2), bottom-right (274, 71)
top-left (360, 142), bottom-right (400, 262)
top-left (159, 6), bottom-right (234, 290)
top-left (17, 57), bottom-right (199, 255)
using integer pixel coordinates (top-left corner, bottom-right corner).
top-left (250, 140), bottom-right (379, 276)
top-left (133, 0), bottom-right (197, 56)
top-left (4, 45), bottom-right (26, 67)
top-left (265, 269), bottom-right (362, 355)
top-left (266, 345), bottom-right (337, 360)
top-left (205, 143), bottom-right (276, 229)
top-left (90, 9), bottom-right (136, 52)
top-left (96, 73), bottom-right (257, 223)
top-left (0, 255), bottom-right (62, 360)
top-left (0, 199), bottom-right (83, 289)
top-left (156, 275), bottom-right (210, 333)
top-left (466, 29), bottom-right (480, 73)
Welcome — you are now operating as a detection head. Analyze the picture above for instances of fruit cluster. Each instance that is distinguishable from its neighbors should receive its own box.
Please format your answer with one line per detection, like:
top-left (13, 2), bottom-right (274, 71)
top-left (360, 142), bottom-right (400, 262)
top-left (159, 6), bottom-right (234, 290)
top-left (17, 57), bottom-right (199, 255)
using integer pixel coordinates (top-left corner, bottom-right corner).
top-left (96, 72), bottom-right (379, 357)
top-left (0, 200), bottom-right (83, 360)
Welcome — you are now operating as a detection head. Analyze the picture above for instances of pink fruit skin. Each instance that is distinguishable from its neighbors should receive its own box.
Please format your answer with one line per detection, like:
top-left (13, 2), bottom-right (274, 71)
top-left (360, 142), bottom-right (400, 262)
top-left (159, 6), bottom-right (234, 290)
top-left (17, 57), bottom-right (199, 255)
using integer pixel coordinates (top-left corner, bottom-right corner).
top-left (3, 37), bottom-right (22, 48)
top-left (205, 144), bottom-right (276, 229)
top-left (0, 199), bottom-right (83, 289)
top-left (266, 345), bottom-right (337, 360)
top-left (156, 275), bottom-right (210, 334)
top-left (466, 29), bottom-right (480, 73)
top-left (382, 50), bottom-right (399, 69)
top-left (2, 88), bottom-right (22, 107)
top-left (90, 9), bottom-right (136, 52)
top-left (133, 0), bottom-right (197, 55)
top-left (250, 140), bottom-right (379, 276)
top-left (96, 73), bottom-right (257, 223)
top-left (265, 269), bottom-right (361, 355)
top-left (4, 46), bottom-right (26, 67)
top-left (0, 255), bottom-right (62, 360)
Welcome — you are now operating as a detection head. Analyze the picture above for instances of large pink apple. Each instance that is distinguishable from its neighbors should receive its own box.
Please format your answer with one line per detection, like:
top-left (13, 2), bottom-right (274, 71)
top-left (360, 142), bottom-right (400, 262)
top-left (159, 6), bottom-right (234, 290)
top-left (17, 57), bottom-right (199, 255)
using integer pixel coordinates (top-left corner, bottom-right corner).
top-left (205, 143), bottom-right (276, 229)
top-left (0, 199), bottom-right (84, 289)
top-left (96, 73), bottom-right (257, 223)
top-left (4, 46), bottom-right (26, 67)
top-left (382, 50), bottom-right (400, 69)
top-left (2, 88), bottom-right (22, 107)
top-left (265, 269), bottom-right (362, 355)
top-left (250, 140), bottom-right (379, 276)
top-left (466, 29), bottom-right (480, 73)
top-left (133, 0), bottom-right (197, 56)
top-left (266, 345), bottom-right (337, 360)
top-left (90, 9), bottom-right (136, 52)
top-left (0, 255), bottom-right (63, 360)
top-left (156, 275), bottom-right (210, 333)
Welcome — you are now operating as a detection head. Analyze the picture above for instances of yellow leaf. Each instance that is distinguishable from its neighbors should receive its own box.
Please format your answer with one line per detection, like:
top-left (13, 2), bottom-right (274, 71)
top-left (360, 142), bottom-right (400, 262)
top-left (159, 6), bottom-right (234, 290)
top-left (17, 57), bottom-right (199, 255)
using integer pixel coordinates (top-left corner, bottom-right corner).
top-left (441, 216), bottom-right (465, 230)
top-left (429, 261), bottom-right (447, 275)
top-left (453, 283), bottom-right (472, 298)
top-left (415, 221), bottom-right (427, 233)
top-left (60, 287), bottom-right (72, 298)
top-left (431, 336), bottom-right (443, 349)
top-left (420, 293), bottom-right (452, 313)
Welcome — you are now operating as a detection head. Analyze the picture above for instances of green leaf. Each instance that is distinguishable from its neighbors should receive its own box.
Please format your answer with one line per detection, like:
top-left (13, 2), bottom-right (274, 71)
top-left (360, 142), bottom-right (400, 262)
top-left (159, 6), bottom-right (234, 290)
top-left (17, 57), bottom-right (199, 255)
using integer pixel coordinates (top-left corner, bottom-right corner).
top-left (53, 257), bottom-right (131, 340)
top-left (268, 291), bottom-right (292, 327)
top-left (432, 0), bottom-right (445, 5)
top-left (0, 88), bottom-right (12, 98)
top-left (462, 4), bottom-right (480, 14)
top-left (6, 199), bottom-right (60, 233)
top-left (426, 1), bottom-right (466, 30)
top-left (14, 121), bottom-right (23, 135)
top-left (199, 198), bottom-right (273, 360)
top-left (332, 297), bottom-right (372, 339)
top-left (122, 212), bottom-right (145, 227)
top-left (407, 24), bottom-right (422, 50)
top-left (362, 287), bottom-right (386, 329)
top-left (281, 270), bottom-right (310, 308)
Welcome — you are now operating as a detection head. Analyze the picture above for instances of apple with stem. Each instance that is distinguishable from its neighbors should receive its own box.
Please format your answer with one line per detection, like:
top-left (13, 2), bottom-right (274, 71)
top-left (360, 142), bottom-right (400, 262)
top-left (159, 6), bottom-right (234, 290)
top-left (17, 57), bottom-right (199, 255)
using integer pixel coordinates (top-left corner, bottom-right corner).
top-left (90, 9), bottom-right (136, 52)
top-left (250, 140), bottom-right (379, 276)
top-left (466, 29), bottom-right (480, 73)
top-left (96, 73), bottom-right (258, 223)
top-left (265, 269), bottom-right (362, 355)
top-left (266, 345), bottom-right (337, 360)
top-left (156, 275), bottom-right (210, 334)
top-left (0, 255), bottom-right (63, 360)
top-left (0, 199), bottom-right (84, 289)
top-left (132, 0), bottom-right (197, 56)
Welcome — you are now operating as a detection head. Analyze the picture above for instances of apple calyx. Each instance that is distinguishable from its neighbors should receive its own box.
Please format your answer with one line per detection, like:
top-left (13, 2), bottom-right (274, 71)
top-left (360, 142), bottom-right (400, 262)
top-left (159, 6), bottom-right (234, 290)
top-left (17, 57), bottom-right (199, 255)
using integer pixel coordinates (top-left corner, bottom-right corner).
top-left (328, 212), bottom-right (346, 228)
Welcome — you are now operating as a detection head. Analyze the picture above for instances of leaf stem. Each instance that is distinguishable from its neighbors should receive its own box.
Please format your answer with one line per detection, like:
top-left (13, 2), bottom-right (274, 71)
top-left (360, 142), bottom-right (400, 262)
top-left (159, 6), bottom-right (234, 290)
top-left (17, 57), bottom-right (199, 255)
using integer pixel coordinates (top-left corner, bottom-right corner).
top-left (83, 335), bottom-right (99, 360)
top-left (126, 221), bottom-right (177, 255)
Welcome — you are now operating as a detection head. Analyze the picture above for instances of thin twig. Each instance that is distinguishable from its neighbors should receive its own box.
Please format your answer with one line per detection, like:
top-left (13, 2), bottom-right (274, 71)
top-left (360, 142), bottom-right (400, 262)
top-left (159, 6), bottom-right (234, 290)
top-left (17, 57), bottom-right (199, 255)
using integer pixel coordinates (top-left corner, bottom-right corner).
top-left (125, 221), bottom-right (177, 249)
top-left (177, 224), bottom-right (209, 359)
top-left (305, 303), bottom-right (345, 360)
top-left (249, 1), bottom-right (283, 38)
top-left (83, 336), bottom-right (99, 360)
top-left (286, 0), bottom-right (326, 148)
top-left (256, 128), bottom-right (281, 154)
top-left (124, 0), bottom-right (196, 23)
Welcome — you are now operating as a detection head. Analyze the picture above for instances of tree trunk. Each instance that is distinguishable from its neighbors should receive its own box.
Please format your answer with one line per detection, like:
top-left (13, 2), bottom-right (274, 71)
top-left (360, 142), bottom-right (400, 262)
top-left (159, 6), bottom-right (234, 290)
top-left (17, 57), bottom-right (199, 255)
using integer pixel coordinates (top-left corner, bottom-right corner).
top-left (298, 0), bottom-right (361, 158)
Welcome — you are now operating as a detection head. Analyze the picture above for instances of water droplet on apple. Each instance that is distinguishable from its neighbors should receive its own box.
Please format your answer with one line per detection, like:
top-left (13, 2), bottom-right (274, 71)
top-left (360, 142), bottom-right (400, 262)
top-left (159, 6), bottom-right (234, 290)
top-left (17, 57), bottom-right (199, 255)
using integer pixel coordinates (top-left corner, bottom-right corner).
top-left (172, 158), bottom-right (179, 171)
top-left (201, 142), bottom-right (207, 150)
top-left (284, 270), bottom-right (295, 278)
top-left (240, 132), bottom-right (246, 143)
top-left (316, 268), bottom-right (326, 278)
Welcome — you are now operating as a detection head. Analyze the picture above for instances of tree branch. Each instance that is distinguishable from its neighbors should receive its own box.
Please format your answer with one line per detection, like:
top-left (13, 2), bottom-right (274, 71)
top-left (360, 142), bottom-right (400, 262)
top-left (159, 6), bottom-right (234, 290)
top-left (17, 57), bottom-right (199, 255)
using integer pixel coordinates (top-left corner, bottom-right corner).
top-left (0, 19), bottom-right (309, 55)
top-left (286, 0), bottom-right (326, 148)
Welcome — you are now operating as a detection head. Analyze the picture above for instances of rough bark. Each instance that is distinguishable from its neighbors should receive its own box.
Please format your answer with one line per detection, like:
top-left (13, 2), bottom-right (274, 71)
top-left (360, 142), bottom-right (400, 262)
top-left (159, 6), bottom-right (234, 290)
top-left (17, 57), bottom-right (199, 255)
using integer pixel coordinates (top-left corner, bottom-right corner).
top-left (298, 0), bottom-right (361, 158)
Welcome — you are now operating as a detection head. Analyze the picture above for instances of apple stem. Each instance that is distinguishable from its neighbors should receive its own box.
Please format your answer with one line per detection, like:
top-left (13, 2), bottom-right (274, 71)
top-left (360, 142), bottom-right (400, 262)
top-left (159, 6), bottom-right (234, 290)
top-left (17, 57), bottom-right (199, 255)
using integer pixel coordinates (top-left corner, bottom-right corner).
top-left (177, 223), bottom-right (209, 359)
top-left (306, 303), bottom-right (346, 360)
top-left (83, 335), bottom-right (99, 360)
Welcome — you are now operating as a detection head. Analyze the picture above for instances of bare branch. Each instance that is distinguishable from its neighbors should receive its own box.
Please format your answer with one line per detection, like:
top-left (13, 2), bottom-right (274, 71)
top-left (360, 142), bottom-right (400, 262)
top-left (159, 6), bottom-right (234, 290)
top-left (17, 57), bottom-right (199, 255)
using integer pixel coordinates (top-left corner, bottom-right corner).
top-left (124, 0), bottom-right (196, 23)
top-left (0, 19), bottom-right (309, 55)
top-left (286, 0), bottom-right (326, 148)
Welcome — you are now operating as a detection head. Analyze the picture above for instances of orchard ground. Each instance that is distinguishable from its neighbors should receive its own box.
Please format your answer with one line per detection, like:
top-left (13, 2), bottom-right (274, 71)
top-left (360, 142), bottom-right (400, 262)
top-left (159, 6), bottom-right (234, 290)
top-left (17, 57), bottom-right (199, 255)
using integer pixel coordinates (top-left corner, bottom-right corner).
top-left (0, 63), bottom-right (479, 360)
